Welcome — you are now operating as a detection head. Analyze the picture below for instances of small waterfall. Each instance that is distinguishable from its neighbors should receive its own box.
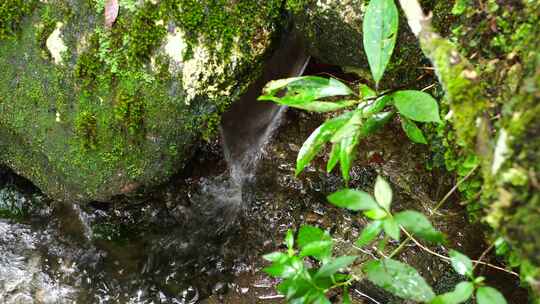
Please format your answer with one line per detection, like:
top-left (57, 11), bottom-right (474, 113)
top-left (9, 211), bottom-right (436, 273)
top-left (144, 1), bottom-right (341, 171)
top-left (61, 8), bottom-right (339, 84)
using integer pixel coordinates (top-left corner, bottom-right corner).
top-left (221, 30), bottom-right (310, 185)
top-left (189, 30), bottom-right (310, 231)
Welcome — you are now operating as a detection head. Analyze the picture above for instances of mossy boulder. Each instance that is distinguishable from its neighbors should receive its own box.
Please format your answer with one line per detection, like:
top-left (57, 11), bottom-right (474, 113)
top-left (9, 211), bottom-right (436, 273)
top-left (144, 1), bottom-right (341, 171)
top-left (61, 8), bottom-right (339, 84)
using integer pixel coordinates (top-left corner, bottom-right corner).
top-left (0, 0), bottom-right (285, 202)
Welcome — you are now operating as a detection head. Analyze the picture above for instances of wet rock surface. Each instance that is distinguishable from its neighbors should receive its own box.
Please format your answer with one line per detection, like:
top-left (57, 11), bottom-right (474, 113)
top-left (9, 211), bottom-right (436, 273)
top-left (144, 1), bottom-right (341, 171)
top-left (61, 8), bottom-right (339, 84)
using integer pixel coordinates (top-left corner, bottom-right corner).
top-left (0, 108), bottom-right (527, 303)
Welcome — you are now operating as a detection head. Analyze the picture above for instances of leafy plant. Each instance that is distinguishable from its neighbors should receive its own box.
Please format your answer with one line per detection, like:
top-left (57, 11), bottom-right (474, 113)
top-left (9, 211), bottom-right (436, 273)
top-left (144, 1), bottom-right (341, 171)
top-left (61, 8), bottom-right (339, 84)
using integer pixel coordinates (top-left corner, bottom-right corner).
top-left (264, 177), bottom-right (508, 303)
top-left (258, 0), bottom-right (440, 183)
top-left (261, 0), bottom-right (511, 303)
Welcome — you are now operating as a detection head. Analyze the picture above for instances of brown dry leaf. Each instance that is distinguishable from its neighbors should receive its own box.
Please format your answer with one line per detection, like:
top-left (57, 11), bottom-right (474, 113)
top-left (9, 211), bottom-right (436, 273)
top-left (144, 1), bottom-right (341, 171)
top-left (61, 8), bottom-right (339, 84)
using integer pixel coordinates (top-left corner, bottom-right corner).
top-left (104, 0), bottom-right (119, 28)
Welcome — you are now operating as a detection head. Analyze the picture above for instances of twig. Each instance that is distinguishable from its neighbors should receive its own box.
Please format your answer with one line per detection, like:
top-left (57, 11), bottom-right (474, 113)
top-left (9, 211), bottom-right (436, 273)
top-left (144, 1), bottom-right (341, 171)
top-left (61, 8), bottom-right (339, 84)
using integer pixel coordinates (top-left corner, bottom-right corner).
top-left (473, 242), bottom-right (495, 272)
top-left (354, 289), bottom-right (382, 304)
top-left (434, 164), bottom-right (479, 210)
top-left (401, 229), bottom-right (519, 277)
top-left (390, 165), bottom-right (479, 258)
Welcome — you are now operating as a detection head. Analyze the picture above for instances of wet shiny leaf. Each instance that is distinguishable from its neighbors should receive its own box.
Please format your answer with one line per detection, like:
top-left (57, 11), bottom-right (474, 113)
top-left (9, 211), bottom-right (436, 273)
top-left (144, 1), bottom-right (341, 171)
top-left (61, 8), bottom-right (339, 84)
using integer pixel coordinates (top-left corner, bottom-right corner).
top-left (394, 211), bottom-right (445, 244)
top-left (431, 281), bottom-right (474, 304)
top-left (286, 229), bottom-right (294, 251)
top-left (363, 207), bottom-right (388, 220)
top-left (383, 217), bottom-right (400, 241)
top-left (363, 0), bottom-right (399, 84)
top-left (327, 189), bottom-right (378, 211)
top-left (363, 259), bottom-right (435, 302)
top-left (259, 76), bottom-right (353, 107)
top-left (401, 116), bottom-right (427, 144)
top-left (476, 286), bottom-right (507, 304)
top-left (300, 240), bottom-right (333, 262)
top-left (449, 250), bottom-right (474, 277)
top-left (374, 176), bottom-right (392, 211)
top-left (355, 220), bottom-right (383, 247)
top-left (392, 90), bottom-right (441, 123)
top-left (296, 112), bottom-right (353, 176)
top-left (315, 256), bottom-right (357, 278)
top-left (326, 142), bottom-right (341, 173)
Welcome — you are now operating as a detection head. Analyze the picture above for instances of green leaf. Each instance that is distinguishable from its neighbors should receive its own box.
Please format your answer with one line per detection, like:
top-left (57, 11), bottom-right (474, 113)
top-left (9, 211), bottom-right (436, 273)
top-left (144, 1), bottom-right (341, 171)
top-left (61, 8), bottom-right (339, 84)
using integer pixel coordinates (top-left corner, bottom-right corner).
top-left (392, 90), bottom-right (441, 123)
top-left (476, 286), bottom-right (507, 304)
top-left (331, 110), bottom-right (363, 143)
top-left (291, 100), bottom-right (358, 112)
top-left (315, 256), bottom-right (357, 278)
top-left (343, 288), bottom-right (351, 304)
top-left (431, 281), bottom-right (474, 304)
top-left (263, 252), bottom-right (288, 263)
top-left (327, 142), bottom-right (341, 173)
top-left (296, 112), bottom-right (353, 176)
top-left (359, 84), bottom-right (376, 99)
top-left (339, 132), bottom-right (360, 183)
top-left (327, 189), bottom-right (378, 211)
top-left (355, 220), bottom-right (383, 247)
top-left (300, 240), bottom-right (333, 262)
top-left (363, 259), bottom-right (435, 302)
top-left (360, 95), bottom-right (390, 116)
top-left (297, 225), bottom-right (326, 247)
top-left (278, 276), bottom-right (312, 300)
top-left (449, 250), bottom-right (474, 277)
top-left (362, 0), bottom-right (399, 85)
top-left (358, 111), bottom-right (394, 138)
top-left (383, 217), bottom-right (400, 241)
top-left (401, 116), bottom-right (427, 144)
top-left (259, 76), bottom-right (354, 106)
top-left (285, 229), bottom-right (294, 250)
top-left (363, 207), bottom-right (388, 220)
top-left (394, 211), bottom-right (445, 244)
top-left (264, 256), bottom-right (301, 279)
top-left (374, 176), bottom-right (392, 211)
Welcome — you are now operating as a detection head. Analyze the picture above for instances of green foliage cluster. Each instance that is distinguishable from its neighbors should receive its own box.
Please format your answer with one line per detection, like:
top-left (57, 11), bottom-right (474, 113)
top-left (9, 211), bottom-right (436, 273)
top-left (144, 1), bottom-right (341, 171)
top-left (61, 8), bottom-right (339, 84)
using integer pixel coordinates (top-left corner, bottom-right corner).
top-left (261, 0), bottom-right (513, 302)
top-left (259, 0), bottom-right (440, 184)
top-left (0, 0), bottom-right (37, 40)
top-left (265, 177), bottom-right (507, 303)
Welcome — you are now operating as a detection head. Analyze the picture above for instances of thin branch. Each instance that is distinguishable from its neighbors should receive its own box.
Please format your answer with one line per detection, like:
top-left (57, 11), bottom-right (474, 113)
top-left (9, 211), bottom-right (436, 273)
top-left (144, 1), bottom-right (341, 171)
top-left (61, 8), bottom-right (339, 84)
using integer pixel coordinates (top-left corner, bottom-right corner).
top-left (401, 229), bottom-right (519, 277)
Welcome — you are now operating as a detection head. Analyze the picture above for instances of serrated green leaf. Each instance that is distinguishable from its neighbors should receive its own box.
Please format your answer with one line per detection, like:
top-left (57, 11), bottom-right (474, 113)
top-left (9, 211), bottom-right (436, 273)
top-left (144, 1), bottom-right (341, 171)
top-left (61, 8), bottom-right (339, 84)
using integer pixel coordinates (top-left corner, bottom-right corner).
top-left (383, 217), bottom-right (400, 241)
top-left (449, 250), bottom-right (474, 277)
top-left (327, 189), bottom-right (378, 211)
top-left (401, 116), bottom-right (427, 144)
top-left (327, 142), bottom-right (341, 173)
top-left (476, 286), bottom-right (507, 304)
top-left (392, 90), bottom-right (441, 123)
top-left (315, 256), bottom-right (357, 278)
top-left (259, 76), bottom-right (354, 106)
top-left (296, 112), bottom-right (353, 176)
top-left (363, 259), bottom-right (435, 302)
top-left (374, 176), bottom-right (392, 211)
top-left (363, 207), bottom-right (388, 220)
top-left (363, 0), bottom-right (399, 84)
top-left (355, 220), bottom-right (383, 247)
top-left (431, 281), bottom-right (474, 304)
top-left (394, 211), bottom-right (445, 244)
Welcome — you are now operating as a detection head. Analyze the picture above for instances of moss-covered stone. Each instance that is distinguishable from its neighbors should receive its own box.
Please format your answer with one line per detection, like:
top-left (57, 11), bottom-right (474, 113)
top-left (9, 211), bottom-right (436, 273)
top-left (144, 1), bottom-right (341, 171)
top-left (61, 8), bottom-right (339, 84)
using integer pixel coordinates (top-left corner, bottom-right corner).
top-left (416, 0), bottom-right (540, 296)
top-left (0, 0), bottom-right (285, 202)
